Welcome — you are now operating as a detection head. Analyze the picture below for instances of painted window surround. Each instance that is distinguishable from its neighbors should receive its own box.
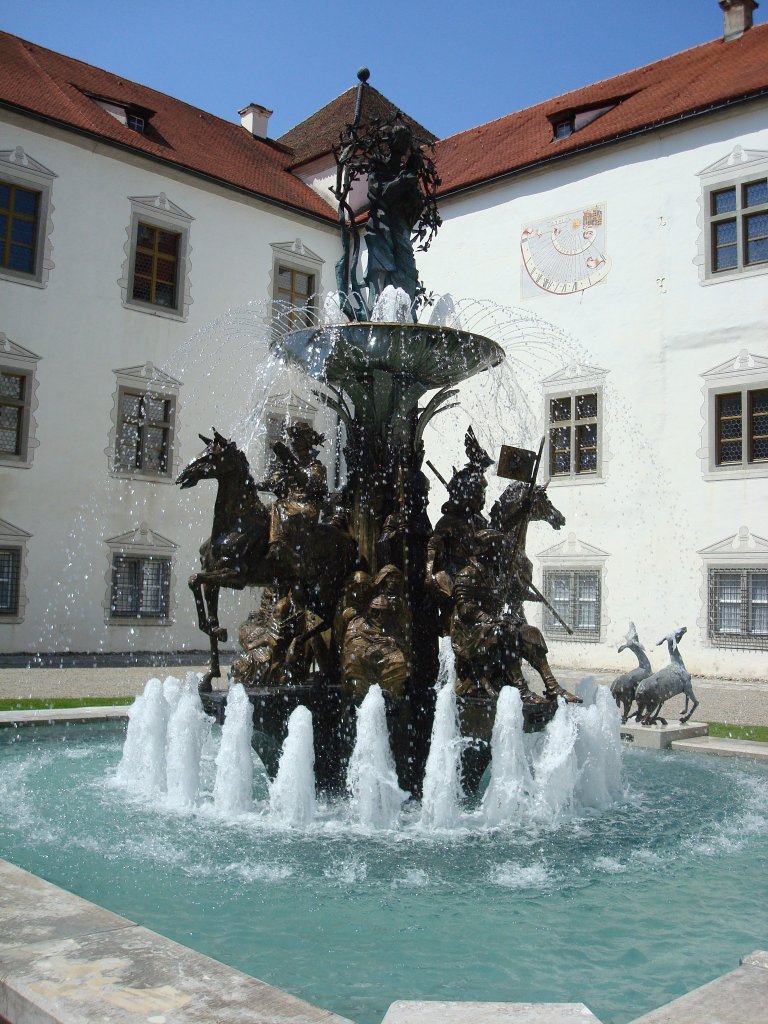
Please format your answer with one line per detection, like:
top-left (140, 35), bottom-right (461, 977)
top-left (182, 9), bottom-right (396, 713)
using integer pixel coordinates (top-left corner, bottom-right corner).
top-left (118, 194), bottom-right (193, 321)
top-left (106, 362), bottom-right (182, 483)
top-left (541, 362), bottom-right (609, 486)
top-left (0, 332), bottom-right (41, 469)
top-left (103, 524), bottom-right (177, 627)
top-left (698, 349), bottom-right (768, 481)
top-left (536, 532), bottom-right (610, 643)
top-left (696, 145), bottom-right (768, 286)
top-left (269, 239), bottom-right (324, 325)
top-left (0, 146), bottom-right (56, 288)
top-left (697, 526), bottom-right (768, 650)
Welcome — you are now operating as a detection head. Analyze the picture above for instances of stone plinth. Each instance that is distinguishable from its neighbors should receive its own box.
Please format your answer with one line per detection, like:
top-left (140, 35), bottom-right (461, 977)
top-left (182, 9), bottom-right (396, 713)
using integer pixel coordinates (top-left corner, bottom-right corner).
top-left (381, 1002), bottom-right (601, 1023)
top-left (628, 950), bottom-right (768, 1023)
top-left (619, 720), bottom-right (708, 749)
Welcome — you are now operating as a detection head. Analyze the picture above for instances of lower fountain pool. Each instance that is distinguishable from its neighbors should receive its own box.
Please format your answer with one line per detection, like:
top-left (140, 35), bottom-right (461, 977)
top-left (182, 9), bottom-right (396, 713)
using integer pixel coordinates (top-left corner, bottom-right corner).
top-left (1, 709), bottom-right (767, 1024)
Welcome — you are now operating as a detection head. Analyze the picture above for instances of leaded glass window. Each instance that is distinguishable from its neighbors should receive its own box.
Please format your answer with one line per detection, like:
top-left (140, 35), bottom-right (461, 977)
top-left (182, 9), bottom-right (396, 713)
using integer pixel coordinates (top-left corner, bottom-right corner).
top-left (115, 389), bottom-right (174, 476)
top-left (715, 387), bottom-right (768, 467)
top-left (708, 176), bottom-right (768, 276)
top-left (548, 391), bottom-right (599, 478)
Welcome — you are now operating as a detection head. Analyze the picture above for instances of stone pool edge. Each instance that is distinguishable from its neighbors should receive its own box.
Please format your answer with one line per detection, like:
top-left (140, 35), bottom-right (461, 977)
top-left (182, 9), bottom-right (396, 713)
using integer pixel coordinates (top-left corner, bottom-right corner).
top-left (0, 858), bottom-right (354, 1024)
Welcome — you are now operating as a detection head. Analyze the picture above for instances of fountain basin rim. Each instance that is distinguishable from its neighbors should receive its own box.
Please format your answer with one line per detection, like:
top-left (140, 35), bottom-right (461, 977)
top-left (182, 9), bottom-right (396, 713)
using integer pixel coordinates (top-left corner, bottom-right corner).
top-left (272, 320), bottom-right (506, 388)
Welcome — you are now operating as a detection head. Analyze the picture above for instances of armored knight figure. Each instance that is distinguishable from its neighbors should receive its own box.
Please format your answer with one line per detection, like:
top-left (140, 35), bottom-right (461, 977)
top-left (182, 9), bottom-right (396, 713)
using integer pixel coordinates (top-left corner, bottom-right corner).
top-left (425, 428), bottom-right (493, 629)
top-left (262, 421), bottom-right (328, 573)
top-left (231, 584), bottom-right (311, 687)
top-left (341, 564), bottom-right (410, 701)
top-left (451, 530), bottom-right (543, 703)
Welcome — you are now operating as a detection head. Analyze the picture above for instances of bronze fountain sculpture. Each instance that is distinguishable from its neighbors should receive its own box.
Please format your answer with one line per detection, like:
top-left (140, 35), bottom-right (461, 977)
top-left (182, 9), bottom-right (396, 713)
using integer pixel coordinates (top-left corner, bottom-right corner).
top-left (177, 70), bottom-right (581, 791)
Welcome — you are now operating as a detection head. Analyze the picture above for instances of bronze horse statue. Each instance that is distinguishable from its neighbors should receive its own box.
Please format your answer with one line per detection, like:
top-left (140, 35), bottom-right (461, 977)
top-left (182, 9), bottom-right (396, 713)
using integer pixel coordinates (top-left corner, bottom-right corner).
top-left (177, 430), bottom-right (272, 690)
top-left (177, 429), bottom-right (358, 691)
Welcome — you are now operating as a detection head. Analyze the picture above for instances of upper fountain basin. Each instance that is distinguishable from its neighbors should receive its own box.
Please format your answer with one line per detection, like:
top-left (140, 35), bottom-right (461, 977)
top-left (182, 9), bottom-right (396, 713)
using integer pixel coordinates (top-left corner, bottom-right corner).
top-left (272, 321), bottom-right (505, 389)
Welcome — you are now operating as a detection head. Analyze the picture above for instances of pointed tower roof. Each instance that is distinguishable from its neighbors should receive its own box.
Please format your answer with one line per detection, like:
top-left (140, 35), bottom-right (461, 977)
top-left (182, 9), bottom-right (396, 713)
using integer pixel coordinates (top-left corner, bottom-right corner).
top-left (278, 83), bottom-right (437, 168)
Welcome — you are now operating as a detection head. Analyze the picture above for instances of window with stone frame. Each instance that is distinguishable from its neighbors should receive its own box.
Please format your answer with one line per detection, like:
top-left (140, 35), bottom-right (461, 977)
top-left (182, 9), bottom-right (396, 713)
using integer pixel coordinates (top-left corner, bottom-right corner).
top-left (699, 350), bottom-right (768, 480)
top-left (543, 568), bottom-right (602, 642)
top-left (697, 147), bottom-right (768, 285)
top-left (0, 146), bottom-right (56, 288)
top-left (110, 554), bottom-right (171, 620)
top-left (115, 388), bottom-right (175, 476)
top-left (708, 568), bottom-right (768, 650)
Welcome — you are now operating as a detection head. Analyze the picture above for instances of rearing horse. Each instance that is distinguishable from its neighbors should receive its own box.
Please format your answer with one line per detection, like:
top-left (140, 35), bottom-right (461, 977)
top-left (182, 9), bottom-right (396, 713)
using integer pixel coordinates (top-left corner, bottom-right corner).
top-left (176, 430), bottom-right (271, 690)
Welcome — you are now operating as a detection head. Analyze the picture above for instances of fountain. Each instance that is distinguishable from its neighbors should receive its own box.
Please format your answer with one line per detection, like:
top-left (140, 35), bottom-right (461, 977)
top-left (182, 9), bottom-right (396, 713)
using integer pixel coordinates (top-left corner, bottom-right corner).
top-left (178, 71), bottom-right (583, 797)
top-left (4, 70), bottom-right (767, 1024)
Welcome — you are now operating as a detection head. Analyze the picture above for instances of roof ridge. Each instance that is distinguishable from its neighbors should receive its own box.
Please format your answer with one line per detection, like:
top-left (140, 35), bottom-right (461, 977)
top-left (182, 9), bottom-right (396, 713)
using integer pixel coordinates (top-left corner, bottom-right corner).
top-left (0, 29), bottom-right (252, 137)
top-left (437, 28), bottom-right (763, 146)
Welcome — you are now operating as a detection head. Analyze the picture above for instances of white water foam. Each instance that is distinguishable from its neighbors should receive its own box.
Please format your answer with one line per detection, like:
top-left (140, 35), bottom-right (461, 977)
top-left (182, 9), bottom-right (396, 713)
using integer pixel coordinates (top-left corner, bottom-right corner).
top-left (115, 677), bottom-right (169, 795)
top-left (213, 683), bottom-right (255, 816)
top-left (421, 674), bottom-right (463, 830)
top-left (269, 705), bottom-right (317, 827)
top-left (482, 686), bottom-right (534, 826)
top-left (165, 680), bottom-right (212, 810)
top-left (347, 684), bottom-right (409, 829)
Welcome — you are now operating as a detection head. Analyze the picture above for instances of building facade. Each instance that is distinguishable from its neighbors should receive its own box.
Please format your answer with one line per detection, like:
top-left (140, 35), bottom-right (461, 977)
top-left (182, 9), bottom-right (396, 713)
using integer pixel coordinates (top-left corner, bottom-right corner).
top-left (1, 8), bottom-right (767, 678)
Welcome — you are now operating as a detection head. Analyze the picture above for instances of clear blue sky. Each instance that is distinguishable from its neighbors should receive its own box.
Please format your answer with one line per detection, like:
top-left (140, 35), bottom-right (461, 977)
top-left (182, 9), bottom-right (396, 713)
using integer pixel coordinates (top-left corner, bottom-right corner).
top-left (3, 0), bottom-right (766, 139)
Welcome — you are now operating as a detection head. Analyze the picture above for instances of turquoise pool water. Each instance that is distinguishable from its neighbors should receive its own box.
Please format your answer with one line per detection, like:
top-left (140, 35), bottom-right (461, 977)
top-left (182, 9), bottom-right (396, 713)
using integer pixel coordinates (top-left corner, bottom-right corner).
top-left (1, 720), bottom-right (767, 1024)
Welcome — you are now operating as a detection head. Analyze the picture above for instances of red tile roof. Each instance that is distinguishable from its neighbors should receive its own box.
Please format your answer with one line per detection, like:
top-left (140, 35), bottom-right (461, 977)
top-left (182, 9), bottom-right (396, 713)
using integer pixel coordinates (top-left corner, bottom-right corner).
top-left (0, 31), bottom-right (337, 223)
top-left (278, 84), bottom-right (436, 168)
top-left (434, 25), bottom-right (768, 196)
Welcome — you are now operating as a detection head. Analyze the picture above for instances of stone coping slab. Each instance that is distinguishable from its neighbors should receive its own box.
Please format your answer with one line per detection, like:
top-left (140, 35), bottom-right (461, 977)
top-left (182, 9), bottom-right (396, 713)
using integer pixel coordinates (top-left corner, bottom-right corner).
top-left (381, 1002), bottom-right (601, 1023)
top-left (671, 735), bottom-right (768, 761)
top-left (619, 721), bottom-right (708, 749)
top-left (628, 950), bottom-right (768, 1023)
top-left (0, 706), bottom-right (130, 727)
top-left (0, 860), bottom-right (353, 1024)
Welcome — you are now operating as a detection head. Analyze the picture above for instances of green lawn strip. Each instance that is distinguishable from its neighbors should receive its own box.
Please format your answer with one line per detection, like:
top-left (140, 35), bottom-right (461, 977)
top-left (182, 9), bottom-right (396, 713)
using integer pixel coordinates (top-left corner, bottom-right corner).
top-left (0, 696), bottom-right (135, 711)
top-left (707, 722), bottom-right (768, 743)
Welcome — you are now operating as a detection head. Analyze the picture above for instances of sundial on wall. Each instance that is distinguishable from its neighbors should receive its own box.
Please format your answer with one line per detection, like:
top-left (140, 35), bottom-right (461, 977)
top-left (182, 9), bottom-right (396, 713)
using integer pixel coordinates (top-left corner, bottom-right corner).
top-left (520, 204), bottom-right (610, 297)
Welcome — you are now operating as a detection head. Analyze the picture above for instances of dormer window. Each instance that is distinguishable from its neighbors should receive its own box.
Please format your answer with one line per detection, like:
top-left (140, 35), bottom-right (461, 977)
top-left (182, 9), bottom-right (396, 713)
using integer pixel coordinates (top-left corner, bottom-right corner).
top-left (126, 113), bottom-right (145, 134)
top-left (548, 97), bottom-right (627, 143)
top-left (553, 119), bottom-right (574, 141)
top-left (88, 94), bottom-right (153, 134)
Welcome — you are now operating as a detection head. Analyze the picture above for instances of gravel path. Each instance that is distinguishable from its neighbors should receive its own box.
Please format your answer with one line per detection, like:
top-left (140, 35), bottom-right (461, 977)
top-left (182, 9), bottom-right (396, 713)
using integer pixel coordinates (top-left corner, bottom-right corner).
top-left (0, 664), bottom-right (766, 726)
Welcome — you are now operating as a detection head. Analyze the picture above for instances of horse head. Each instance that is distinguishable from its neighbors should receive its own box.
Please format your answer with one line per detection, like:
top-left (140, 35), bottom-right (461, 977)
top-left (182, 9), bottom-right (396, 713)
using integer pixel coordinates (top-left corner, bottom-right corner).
top-left (176, 429), bottom-right (248, 490)
top-left (490, 482), bottom-right (566, 533)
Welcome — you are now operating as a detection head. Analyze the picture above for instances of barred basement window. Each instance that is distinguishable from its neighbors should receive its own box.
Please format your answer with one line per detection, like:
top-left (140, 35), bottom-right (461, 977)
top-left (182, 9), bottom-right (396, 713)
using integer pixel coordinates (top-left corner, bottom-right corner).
top-left (110, 555), bottom-right (171, 620)
top-left (0, 546), bottom-right (21, 616)
top-left (543, 568), bottom-right (601, 641)
top-left (715, 388), bottom-right (768, 466)
top-left (115, 388), bottom-right (174, 476)
top-left (131, 222), bottom-right (180, 308)
top-left (708, 568), bottom-right (768, 650)
top-left (549, 392), bottom-right (599, 477)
